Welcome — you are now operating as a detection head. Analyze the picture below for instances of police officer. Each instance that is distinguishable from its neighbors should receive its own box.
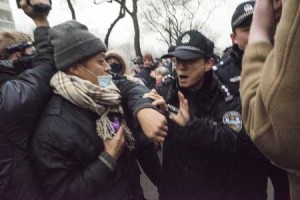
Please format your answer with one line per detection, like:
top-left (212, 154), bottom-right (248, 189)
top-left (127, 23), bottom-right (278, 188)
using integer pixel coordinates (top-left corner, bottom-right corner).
top-left (214, 1), bottom-right (290, 199)
top-left (164, 45), bottom-right (176, 77)
top-left (145, 30), bottom-right (243, 200)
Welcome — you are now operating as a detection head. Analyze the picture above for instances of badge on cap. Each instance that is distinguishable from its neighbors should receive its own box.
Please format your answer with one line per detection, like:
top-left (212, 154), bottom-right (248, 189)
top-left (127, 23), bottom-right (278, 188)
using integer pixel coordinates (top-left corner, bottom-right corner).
top-left (181, 34), bottom-right (191, 44)
top-left (244, 3), bottom-right (254, 12)
top-left (222, 111), bottom-right (243, 133)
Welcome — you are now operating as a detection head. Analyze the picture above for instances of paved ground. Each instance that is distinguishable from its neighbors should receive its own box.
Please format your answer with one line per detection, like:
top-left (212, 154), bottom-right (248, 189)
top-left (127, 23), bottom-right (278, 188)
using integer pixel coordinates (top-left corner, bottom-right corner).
top-left (140, 169), bottom-right (159, 200)
top-left (139, 148), bottom-right (161, 200)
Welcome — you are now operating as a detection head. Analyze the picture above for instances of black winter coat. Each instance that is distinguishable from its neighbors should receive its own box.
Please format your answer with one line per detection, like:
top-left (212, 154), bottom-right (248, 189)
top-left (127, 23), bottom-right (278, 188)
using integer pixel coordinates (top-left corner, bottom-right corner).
top-left (214, 45), bottom-right (290, 200)
top-left (0, 60), bottom-right (16, 85)
top-left (157, 72), bottom-right (240, 200)
top-left (32, 78), bottom-right (159, 200)
top-left (0, 27), bottom-right (55, 200)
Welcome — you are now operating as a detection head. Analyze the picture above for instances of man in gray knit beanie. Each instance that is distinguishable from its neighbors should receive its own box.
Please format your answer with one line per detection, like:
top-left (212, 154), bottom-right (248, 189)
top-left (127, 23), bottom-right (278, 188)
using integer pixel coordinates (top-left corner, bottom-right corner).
top-left (32, 20), bottom-right (168, 200)
top-left (49, 20), bottom-right (107, 71)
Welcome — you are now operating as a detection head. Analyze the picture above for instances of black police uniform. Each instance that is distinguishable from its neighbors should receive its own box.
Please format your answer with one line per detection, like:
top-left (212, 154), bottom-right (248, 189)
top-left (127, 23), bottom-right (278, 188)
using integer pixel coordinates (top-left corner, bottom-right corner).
top-left (214, 44), bottom-right (290, 200)
top-left (214, 45), bottom-right (242, 97)
top-left (157, 71), bottom-right (243, 200)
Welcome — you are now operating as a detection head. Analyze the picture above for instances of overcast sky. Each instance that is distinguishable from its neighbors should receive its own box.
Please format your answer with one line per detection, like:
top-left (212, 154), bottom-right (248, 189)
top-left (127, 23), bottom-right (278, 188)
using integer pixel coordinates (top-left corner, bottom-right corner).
top-left (8, 0), bottom-right (247, 57)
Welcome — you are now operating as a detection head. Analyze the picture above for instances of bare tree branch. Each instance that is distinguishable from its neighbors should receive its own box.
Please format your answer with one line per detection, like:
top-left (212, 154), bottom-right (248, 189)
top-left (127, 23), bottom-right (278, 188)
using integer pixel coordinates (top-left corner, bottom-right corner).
top-left (95, 0), bottom-right (142, 57)
top-left (141, 0), bottom-right (229, 46)
top-left (104, 0), bottom-right (126, 46)
top-left (113, 0), bottom-right (133, 15)
top-left (66, 0), bottom-right (76, 19)
top-left (142, 9), bottom-right (170, 46)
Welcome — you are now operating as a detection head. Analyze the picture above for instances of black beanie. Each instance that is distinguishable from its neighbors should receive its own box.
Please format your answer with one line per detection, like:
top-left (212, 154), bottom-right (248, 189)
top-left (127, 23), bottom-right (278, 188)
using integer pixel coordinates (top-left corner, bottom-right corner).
top-left (50, 20), bottom-right (107, 70)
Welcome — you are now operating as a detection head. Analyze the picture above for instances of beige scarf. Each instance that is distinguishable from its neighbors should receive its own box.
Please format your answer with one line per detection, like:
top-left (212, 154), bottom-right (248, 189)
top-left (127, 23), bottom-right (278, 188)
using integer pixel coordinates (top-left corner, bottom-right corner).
top-left (50, 71), bottom-right (135, 150)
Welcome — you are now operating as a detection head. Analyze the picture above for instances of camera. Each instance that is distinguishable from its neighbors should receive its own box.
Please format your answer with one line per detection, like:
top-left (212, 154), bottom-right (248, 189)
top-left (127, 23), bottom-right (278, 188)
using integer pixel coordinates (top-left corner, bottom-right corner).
top-left (17, 0), bottom-right (52, 12)
top-left (132, 57), bottom-right (143, 65)
top-left (6, 41), bottom-right (33, 54)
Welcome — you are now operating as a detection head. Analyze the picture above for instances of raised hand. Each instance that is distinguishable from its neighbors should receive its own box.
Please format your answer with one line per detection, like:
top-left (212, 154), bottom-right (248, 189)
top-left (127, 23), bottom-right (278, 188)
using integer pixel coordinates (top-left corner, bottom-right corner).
top-left (169, 91), bottom-right (190, 127)
top-left (249, 0), bottom-right (282, 44)
top-left (19, 0), bottom-right (50, 26)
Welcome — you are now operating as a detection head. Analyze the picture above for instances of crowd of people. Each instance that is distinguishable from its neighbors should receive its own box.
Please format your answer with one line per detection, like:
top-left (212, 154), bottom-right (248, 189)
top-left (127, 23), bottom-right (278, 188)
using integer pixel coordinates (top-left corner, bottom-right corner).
top-left (0, 0), bottom-right (299, 200)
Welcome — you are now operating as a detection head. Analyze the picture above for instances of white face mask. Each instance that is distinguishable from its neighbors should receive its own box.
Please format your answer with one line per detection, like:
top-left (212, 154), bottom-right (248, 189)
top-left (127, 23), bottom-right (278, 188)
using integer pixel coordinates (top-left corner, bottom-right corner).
top-left (97, 75), bottom-right (112, 87)
top-left (80, 65), bottom-right (112, 88)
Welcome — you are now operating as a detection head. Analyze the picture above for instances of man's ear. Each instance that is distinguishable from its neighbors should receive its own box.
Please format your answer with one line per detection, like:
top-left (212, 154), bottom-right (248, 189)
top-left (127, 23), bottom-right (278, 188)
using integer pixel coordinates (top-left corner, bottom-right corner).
top-left (230, 33), bottom-right (237, 45)
top-left (204, 58), bottom-right (214, 72)
top-left (65, 64), bottom-right (80, 76)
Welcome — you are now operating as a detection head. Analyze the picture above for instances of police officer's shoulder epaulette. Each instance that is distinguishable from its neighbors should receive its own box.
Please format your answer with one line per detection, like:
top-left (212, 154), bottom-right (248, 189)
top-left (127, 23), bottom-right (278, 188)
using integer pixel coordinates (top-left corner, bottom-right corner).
top-left (211, 56), bottom-right (234, 102)
top-left (212, 56), bottom-right (231, 72)
top-left (212, 71), bottom-right (234, 103)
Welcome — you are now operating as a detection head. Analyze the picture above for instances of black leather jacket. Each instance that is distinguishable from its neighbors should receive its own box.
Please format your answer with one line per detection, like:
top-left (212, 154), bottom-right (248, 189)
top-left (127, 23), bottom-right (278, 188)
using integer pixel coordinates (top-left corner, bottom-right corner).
top-left (32, 78), bottom-right (160, 200)
top-left (158, 71), bottom-right (240, 200)
top-left (0, 27), bottom-right (56, 200)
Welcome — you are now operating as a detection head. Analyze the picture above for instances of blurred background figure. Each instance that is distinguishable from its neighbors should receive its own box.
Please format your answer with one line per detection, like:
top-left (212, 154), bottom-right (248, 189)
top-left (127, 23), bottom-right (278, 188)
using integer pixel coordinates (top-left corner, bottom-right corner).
top-left (165, 45), bottom-right (176, 77)
top-left (135, 53), bottom-right (157, 89)
top-left (106, 50), bottom-right (145, 85)
top-left (106, 50), bottom-right (128, 75)
top-left (154, 66), bottom-right (170, 88)
top-left (131, 56), bottom-right (143, 75)
top-left (0, 31), bottom-right (35, 84)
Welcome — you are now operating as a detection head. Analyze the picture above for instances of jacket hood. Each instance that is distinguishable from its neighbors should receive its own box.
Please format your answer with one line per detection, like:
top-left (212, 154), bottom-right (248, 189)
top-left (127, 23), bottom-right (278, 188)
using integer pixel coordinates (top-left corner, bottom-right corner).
top-left (105, 50), bottom-right (128, 75)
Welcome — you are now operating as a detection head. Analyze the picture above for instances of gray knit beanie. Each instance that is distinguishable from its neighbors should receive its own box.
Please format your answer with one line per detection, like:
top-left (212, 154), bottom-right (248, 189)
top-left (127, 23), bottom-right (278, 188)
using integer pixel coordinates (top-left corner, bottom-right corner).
top-left (50, 20), bottom-right (107, 70)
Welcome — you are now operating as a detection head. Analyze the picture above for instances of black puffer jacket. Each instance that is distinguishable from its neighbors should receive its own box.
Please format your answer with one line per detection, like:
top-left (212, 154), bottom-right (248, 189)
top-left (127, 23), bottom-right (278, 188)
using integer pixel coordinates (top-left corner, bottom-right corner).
top-left (0, 27), bottom-right (56, 200)
top-left (158, 71), bottom-right (240, 200)
top-left (0, 60), bottom-right (16, 84)
top-left (32, 78), bottom-right (158, 200)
